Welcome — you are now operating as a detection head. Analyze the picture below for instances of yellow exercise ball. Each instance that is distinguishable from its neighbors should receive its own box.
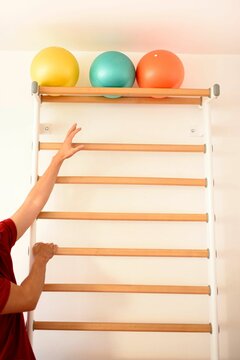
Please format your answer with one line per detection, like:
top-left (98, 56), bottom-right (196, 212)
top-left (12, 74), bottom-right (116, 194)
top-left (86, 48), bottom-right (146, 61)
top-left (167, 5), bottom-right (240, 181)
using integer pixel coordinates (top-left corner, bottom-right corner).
top-left (30, 46), bottom-right (79, 86)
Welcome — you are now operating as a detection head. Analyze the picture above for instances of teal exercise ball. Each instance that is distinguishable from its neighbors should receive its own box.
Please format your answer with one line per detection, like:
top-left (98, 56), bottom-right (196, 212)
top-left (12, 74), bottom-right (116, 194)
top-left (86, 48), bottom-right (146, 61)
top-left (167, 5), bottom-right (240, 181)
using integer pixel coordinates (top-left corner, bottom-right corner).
top-left (89, 51), bottom-right (135, 98)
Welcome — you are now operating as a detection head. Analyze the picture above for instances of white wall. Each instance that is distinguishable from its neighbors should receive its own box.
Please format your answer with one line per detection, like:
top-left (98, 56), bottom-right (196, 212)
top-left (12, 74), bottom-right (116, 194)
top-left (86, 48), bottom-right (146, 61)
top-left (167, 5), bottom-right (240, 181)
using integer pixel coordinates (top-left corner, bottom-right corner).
top-left (0, 51), bottom-right (240, 360)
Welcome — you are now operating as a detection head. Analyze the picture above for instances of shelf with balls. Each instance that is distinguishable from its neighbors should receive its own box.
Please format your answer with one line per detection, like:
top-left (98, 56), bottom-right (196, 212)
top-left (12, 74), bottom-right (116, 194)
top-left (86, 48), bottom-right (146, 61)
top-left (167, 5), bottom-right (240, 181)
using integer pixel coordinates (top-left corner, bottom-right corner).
top-left (31, 47), bottom-right (219, 105)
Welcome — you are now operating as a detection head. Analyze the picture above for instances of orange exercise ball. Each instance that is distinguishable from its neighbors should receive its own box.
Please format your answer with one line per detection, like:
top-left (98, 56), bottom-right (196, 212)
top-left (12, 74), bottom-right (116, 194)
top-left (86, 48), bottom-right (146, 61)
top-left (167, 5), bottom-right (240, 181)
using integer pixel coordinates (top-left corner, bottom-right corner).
top-left (136, 50), bottom-right (184, 88)
top-left (30, 46), bottom-right (79, 86)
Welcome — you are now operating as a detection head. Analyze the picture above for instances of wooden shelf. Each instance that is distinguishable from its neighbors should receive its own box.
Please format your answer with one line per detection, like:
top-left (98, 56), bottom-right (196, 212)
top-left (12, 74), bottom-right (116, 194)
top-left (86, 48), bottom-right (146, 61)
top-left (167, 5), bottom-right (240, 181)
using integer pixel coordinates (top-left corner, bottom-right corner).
top-left (35, 85), bottom-right (217, 105)
top-left (42, 95), bottom-right (202, 105)
top-left (39, 86), bottom-right (211, 97)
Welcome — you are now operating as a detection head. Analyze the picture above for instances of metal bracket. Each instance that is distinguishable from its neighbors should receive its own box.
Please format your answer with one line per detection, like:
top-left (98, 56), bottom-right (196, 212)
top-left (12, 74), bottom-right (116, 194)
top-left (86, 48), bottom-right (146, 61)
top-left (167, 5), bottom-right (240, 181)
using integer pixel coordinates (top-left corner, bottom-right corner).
top-left (211, 84), bottom-right (220, 98)
top-left (31, 81), bottom-right (39, 95)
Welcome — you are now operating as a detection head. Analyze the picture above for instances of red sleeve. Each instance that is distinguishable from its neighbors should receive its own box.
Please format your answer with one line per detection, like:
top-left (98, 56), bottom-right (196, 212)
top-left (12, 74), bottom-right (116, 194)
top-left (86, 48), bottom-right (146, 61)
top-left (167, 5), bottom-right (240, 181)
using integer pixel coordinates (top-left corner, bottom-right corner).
top-left (0, 277), bottom-right (11, 313)
top-left (0, 218), bottom-right (17, 250)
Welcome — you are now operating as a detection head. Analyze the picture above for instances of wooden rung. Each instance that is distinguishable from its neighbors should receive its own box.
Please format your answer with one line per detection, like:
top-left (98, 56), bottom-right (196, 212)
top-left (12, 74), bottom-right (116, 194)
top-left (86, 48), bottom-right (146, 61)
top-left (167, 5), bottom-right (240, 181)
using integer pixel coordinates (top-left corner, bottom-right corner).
top-left (38, 212), bottom-right (208, 222)
top-left (33, 321), bottom-right (212, 333)
top-left (41, 95), bottom-right (202, 106)
top-left (53, 176), bottom-right (206, 187)
top-left (55, 247), bottom-right (209, 258)
top-left (43, 283), bottom-right (210, 295)
top-left (39, 86), bottom-right (211, 98)
top-left (39, 142), bottom-right (205, 153)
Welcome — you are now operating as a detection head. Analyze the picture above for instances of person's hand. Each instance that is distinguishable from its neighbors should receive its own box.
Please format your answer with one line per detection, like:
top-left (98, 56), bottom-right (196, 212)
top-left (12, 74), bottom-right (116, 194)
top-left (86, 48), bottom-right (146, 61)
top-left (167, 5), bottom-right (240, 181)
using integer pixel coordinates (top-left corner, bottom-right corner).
top-left (32, 242), bottom-right (58, 264)
top-left (56, 123), bottom-right (84, 161)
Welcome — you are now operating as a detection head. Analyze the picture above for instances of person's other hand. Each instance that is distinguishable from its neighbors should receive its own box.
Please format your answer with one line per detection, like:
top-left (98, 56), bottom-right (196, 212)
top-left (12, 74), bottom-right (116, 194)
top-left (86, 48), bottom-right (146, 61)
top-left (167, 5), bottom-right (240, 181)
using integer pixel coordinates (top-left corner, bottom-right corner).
top-left (32, 242), bottom-right (58, 263)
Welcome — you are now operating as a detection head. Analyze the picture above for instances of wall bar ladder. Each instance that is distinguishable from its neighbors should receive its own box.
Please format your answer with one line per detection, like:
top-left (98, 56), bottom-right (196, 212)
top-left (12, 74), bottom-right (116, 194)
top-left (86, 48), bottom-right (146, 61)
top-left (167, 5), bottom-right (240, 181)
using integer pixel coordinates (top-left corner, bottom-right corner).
top-left (28, 82), bottom-right (220, 359)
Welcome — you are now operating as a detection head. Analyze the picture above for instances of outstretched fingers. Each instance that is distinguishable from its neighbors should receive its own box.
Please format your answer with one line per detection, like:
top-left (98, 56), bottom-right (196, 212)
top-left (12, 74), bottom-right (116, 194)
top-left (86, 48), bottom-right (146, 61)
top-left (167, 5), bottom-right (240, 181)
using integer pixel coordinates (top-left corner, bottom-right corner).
top-left (65, 123), bottom-right (78, 137)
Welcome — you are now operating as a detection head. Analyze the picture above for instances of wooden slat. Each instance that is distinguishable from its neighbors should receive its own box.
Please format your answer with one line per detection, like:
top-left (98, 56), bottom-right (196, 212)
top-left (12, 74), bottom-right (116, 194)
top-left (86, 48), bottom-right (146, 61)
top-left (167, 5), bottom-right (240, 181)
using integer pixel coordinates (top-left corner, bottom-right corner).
top-left (53, 176), bottom-right (206, 187)
top-left (41, 95), bottom-right (202, 105)
top-left (39, 86), bottom-right (211, 98)
top-left (38, 212), bottom-right (208, 222)
top-left (33, 321), bottom-right (212, 333)
top-left (39, 142), bottom-right (205, 153)
top-left (43, 283), bottom-right (210, 295)
top-left (55, 247), bottom-right (209, 258)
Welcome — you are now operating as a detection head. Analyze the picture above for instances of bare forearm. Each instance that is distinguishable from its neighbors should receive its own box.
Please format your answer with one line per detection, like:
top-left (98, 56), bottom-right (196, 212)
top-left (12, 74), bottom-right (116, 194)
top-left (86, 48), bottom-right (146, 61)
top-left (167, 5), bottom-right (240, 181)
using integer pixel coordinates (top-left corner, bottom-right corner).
top-left (11, 153), bottom-right (64, 239)
top-left (1, 256), bottom-right (48, 314)
top-left (20, 256), bottom-right (47, 310)
top-left (27, 153), bottom-right (64, 210)
top-left (11, 124), bottom-right (83, 240)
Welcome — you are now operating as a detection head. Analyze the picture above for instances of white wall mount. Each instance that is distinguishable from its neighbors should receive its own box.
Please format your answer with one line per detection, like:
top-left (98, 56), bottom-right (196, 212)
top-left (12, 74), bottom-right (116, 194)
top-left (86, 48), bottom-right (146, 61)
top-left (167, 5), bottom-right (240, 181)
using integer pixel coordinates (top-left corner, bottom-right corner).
top-left (39, 123), bottom-right (52, 134)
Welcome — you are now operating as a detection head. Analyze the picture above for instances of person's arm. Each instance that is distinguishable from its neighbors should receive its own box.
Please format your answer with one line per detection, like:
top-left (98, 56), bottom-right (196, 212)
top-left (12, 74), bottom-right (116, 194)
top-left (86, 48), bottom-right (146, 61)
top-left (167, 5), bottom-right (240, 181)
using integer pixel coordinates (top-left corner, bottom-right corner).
top-left (1, 242), bottom-right (56, 314)
top-left (11, 123), bottom-right (84, 240)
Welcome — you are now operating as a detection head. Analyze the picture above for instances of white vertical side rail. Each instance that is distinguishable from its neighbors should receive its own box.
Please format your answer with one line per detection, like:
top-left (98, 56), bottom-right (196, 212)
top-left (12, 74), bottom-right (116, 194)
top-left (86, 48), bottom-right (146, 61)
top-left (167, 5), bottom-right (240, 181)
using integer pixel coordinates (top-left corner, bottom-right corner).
top-left (203, 84), bottom-right (220, 360)
top-left (27, 82), bottom-right (41, 344)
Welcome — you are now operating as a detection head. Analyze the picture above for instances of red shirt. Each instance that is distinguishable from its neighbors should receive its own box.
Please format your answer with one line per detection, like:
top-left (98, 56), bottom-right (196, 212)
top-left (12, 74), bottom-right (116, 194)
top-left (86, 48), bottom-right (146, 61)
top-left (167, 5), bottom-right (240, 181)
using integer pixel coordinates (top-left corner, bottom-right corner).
top-left (0, 219), bottom-right (36, 360)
